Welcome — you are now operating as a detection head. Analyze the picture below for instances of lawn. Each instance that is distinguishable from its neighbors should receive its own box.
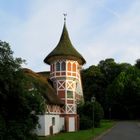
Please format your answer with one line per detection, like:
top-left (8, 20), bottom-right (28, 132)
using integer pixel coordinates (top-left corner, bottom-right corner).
top-left (39, 120), bottom-right (115, 140)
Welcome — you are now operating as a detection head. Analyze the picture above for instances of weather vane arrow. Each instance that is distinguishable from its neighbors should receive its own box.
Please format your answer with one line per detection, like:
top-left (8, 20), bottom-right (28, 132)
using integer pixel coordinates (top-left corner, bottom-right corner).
top-left (63, 13), bottom-right (67, 22)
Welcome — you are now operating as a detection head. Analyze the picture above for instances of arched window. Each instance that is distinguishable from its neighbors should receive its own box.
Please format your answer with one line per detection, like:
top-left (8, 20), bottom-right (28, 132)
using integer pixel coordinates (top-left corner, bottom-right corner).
top-left (73, 63), bottom-right (76, 72)
top-left (56, 62), bottom-right (60, 71)
top-left (68, 62), bottom-right (71, 71)
top-left (61, 61), bottom-right (66, 71)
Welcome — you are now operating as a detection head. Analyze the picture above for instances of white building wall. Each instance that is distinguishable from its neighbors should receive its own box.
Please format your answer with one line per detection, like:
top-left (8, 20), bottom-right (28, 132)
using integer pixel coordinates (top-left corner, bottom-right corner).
top-left (60, 117), bottom-right (65, 131)
top-left (36, 114), bottom-right (62, 136)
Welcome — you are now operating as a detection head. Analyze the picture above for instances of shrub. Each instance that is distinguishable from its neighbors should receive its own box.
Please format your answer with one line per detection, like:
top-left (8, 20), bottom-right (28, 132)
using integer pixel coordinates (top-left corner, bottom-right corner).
top-left (78, 101), bottom-right (104, 129)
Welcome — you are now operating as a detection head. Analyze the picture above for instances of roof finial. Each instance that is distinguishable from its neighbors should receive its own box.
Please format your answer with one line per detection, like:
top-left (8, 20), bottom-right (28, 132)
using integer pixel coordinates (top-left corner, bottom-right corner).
top-left (63, 13), bottom-right (67, 23)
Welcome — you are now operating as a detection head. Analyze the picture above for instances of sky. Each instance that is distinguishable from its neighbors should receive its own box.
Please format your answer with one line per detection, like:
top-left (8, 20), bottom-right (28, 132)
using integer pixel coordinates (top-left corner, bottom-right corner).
top-left (0, 0), bottom-right (140, 72)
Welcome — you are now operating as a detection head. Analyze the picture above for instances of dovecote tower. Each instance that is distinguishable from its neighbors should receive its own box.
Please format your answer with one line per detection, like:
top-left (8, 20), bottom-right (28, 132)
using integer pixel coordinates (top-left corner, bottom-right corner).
top-left (44, 17), bottom-right (86, 132)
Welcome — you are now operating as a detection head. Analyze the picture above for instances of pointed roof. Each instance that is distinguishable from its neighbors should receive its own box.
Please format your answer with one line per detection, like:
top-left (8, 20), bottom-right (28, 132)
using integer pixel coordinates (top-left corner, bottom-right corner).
top-left (44, 22), bottom-right (86, 65)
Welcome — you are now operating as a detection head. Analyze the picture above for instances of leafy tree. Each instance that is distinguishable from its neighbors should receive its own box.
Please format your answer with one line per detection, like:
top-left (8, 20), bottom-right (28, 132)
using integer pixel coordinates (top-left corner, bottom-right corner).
top-left (135, 59), bottom-right (140, 69)
top-left (107, 66), bottom-right (140, 119)
top-left (82, 58), bottom-right (123, 118)
top-left (82, 65), bottom-right (105, 102)
top-left (82, 57), bottom-right (140, 120)
top-left (0, 41), bottom-right (44, 140)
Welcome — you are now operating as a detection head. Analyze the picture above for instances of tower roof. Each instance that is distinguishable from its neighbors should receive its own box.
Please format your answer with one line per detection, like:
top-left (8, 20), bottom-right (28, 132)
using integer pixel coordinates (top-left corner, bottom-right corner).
top-left (44, 22), bottom-right (86, 65)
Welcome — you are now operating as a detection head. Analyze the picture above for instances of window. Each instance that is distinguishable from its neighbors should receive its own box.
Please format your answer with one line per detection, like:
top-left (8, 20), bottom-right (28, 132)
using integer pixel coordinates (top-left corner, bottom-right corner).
top-left (56, 62), bottom-right (60, 71)
top-left (73, 63), bottom-right (76, 72)
top-left (52, 117), bottom-right (55, 125)
top-left (68, 62), bottom-right (71, 71)
top-left (67, 91), bottom-right (73, 98)
top-left (61, 61), bottom-right (66, 71)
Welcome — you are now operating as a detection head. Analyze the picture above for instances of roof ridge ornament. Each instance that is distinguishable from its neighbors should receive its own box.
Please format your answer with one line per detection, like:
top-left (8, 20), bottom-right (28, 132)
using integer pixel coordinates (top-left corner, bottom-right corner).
top-left (63, 13), bottom-right (67, 23)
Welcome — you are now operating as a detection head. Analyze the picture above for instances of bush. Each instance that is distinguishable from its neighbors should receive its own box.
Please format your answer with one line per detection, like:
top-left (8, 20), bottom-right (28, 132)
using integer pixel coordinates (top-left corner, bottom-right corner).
top-left (78, 101), bottom-right (104, 130)
top-left (79, 115), bottom-right (93, 130)
top-left (94, 102), bottom-right (104, 127)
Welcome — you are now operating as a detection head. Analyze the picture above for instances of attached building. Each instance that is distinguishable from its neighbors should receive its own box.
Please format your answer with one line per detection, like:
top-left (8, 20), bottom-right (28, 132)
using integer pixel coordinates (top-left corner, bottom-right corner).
top-left (24, 19), bottom-right (86, 136)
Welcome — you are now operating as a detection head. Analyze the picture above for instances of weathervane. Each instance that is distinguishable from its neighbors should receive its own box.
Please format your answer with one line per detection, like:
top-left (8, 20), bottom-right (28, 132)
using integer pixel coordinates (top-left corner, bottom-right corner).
top-left (63, 13), bottom-right (67, 23)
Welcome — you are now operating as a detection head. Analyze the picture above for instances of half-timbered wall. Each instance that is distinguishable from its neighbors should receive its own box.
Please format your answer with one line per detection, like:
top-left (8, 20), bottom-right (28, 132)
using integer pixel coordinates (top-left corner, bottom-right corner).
top-left (46, 105), bottom-right (61, 114)
top-left (50, 60), bottom-right (80, 80)
top-left (50, 59), bottom-right (84, 114)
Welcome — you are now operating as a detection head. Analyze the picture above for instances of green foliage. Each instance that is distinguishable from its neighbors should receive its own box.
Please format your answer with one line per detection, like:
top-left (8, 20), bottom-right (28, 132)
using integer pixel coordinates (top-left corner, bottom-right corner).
top-left (79, 115), bottom-right (93, 130)
top-left (94, 102), bottom-right (104, 127)
top-left (78, 101), bottom-right (104, 130)
top-left (82, 57), bottom-right (140, 120)
top-left (135, 59), bottom-right (140, 69)
top-left (0, 40), bottom-right (44, 140)
top-left (107, 66), bottom-right (140, 119)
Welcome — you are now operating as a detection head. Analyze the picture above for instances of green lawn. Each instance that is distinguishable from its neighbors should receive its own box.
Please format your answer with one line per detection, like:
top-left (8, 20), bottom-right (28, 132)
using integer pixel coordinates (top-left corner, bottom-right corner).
top-left (39, 120), bottom-right (115, 140)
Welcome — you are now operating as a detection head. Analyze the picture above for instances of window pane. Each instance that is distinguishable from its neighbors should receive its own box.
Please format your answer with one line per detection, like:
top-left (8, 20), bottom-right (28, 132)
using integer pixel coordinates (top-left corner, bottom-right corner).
top-left (73, 63), bottom-right (76, 72)
top-left (68, 62), bottom-right (71, 71)
top-left (67, 91), bottom-right (73, 98)
top-left (62, 61), bottom-right (66, 71)
top-left (56, 62), bottom-right (60, 71)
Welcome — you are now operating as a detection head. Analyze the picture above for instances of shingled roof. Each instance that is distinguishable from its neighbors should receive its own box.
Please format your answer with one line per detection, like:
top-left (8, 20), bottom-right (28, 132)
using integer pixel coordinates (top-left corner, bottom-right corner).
top-left (44, 23), bottom-right (86, 65)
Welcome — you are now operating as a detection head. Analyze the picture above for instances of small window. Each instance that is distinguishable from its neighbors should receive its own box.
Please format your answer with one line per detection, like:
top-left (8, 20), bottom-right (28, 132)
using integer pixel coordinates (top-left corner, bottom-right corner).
top-left (73, 63), bottom-right (76, 72)
top-left (68, 62), bottom-right (71, 71)
top-left (56, 62), bottom-right (60, 71)
top-left (52, 117), bottom-right (55, 125)
top-left (61, 61), bottom-right (66, 71)
top-left (67, 91), bottom-right (73, 98)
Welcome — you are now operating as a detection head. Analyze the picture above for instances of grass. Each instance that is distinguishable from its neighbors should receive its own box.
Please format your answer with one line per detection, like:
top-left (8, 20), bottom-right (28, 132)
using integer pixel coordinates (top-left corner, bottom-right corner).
top-left (39, 120), bottom-right (115, 140)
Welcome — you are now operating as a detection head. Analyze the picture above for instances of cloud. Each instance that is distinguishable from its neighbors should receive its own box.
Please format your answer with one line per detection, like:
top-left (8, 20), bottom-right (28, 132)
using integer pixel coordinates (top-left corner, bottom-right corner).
top-left (1, 0), bottom-right (98, 71)
top-left (0, 0), bottom-right (140, 71)
top-left (82, 0), bottom-right (140, 67)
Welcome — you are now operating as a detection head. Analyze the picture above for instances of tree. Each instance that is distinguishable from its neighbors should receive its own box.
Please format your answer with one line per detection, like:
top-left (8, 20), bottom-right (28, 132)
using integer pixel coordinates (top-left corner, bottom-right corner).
top-left (82, 65), bottom-right (105, 102)
top-left (107, 66), bottom-right (140, 119)
top-left (135, 59), bottom-right (140, 69)
top-left (0, 41), bottom-right (44, 140)
top-left (82, 59), bottom-right (123, 118)
top-left (82, 58), bottom-right (139, 118)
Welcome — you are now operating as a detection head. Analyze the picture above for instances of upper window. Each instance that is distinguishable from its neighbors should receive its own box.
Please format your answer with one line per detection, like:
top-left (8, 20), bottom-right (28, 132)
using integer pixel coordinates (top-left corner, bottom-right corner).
top-left (73, 63), bottom-right (76, 72)
top-left (68, 62), bottom-right (71, 71)
top-left (67, 91), bottom-right (73, 98)
top-left (61, 61), bottom-right (66, 71)
top-left (56, 62), bottom-right (60, 71)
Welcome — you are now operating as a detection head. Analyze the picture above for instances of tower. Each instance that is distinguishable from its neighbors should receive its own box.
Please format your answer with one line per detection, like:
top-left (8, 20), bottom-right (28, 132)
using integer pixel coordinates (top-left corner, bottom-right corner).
top-left (44, 17), bottom-right (86, 132)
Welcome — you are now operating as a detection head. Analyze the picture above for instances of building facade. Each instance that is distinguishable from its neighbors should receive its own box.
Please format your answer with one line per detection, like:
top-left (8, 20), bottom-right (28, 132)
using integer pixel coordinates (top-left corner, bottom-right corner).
top-left (36, 20), bottom-right (86, 135)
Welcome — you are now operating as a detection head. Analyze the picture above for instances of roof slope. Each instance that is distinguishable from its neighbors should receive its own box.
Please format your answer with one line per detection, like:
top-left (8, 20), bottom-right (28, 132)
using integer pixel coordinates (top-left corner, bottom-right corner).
top-left (23, 68), bottom-right (63, 105)
top-left (44, 23), bottom-right (86, 65)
